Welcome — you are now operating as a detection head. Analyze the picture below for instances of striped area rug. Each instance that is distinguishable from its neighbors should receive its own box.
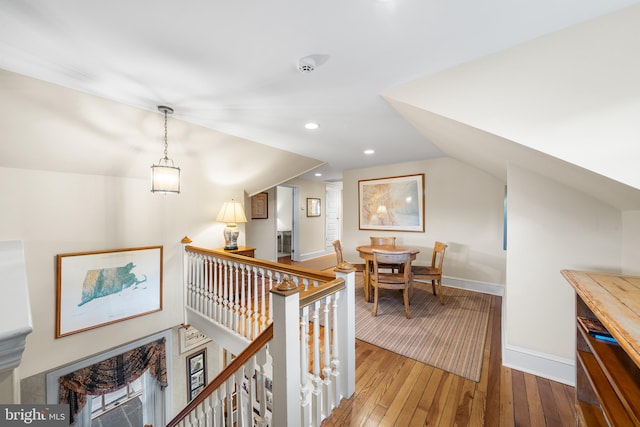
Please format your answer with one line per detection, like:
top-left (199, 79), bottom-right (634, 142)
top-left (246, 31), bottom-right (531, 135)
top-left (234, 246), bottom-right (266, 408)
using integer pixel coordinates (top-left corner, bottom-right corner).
top-left (355, 274), bottom-right (492, 382)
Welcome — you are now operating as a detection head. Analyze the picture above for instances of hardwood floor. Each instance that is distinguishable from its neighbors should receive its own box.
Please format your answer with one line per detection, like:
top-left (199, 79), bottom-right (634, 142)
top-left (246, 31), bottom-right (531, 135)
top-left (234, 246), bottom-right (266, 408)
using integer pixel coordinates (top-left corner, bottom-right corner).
top-left (321, 294), bottom-right (576, 427)
top-left (284, 254), bottom-right (576, 426)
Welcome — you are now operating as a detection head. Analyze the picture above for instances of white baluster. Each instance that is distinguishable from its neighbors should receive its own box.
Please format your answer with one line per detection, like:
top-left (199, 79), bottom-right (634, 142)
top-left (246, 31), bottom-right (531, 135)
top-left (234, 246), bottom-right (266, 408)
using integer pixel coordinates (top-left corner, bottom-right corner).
top-left (239, 264), bottom-right (247, 338)
top-left (233, 262), bottom-right (240, 334)
top-left (252, 268), bottom-right (260, 340)
top-left (322, 294), bottom-right (333, 415)
top-left (330, 289), bottom-right (341, 406)
top-left (311, 300), bottom-right (322, 427)
top-left (300, 306), bottom-right (311, 426)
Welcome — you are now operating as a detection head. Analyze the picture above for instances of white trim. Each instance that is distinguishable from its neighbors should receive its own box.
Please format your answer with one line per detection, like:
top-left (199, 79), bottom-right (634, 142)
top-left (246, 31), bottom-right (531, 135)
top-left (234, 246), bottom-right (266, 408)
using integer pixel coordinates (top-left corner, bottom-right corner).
top-left (439, 275), bottom-right (504, 296)
top-left (297, 250), bottom-right (333, 261)
top-left (503, 343), bottom-right (575, 386)
top-left (46, 329), bottom-right (173, 423)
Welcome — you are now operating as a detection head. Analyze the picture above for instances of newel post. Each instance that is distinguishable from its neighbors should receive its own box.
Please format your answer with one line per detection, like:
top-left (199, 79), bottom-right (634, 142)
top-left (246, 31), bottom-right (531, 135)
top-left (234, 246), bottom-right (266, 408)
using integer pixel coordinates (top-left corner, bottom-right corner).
top-left (181, 236), bottom-right (192, 327)
top-left (334, 265), bottom-right (356, 399)
top-left (270, 277), bottom-right (302, 426)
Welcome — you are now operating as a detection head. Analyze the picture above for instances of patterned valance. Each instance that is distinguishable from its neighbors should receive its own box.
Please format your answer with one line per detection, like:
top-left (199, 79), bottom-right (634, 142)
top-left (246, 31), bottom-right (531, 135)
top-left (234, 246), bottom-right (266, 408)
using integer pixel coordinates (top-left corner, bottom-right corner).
top-left (59, 337), bottom-right (167, 423)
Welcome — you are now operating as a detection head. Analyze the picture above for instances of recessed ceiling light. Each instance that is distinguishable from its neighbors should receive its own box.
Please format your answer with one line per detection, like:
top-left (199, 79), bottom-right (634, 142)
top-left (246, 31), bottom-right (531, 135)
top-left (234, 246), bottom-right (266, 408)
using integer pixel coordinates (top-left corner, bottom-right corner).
top-left (364, 149), bottom-right (375, 155)
top-left (314, 173), bottom-right (322, 177)
top-left (305, 122), bottom-right (319, 130)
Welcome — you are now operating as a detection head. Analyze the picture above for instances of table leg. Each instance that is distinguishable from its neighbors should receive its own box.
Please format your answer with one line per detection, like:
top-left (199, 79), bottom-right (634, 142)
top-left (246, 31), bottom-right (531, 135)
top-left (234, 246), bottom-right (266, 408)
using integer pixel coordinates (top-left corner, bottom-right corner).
top-left (363, 260), bottom-right (371, 302)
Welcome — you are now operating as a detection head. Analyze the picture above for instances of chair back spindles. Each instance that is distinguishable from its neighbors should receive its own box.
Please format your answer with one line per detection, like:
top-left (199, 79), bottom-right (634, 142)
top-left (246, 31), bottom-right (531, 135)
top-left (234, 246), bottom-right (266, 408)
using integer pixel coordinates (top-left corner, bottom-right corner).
top-left (369, 236), bottom-right (396, 247)
top-left (371, 249), bottom-right (413, 318)
top-left (412, 241), bottom-right (448, 305)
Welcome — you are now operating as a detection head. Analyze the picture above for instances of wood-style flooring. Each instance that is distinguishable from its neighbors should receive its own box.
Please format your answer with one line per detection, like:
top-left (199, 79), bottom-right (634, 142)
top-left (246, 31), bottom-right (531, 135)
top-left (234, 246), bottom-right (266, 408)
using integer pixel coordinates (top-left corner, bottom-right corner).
top-left (321, 294), bottom-right (576, 426)
top-left (286, 254), bottom-right (577, 426)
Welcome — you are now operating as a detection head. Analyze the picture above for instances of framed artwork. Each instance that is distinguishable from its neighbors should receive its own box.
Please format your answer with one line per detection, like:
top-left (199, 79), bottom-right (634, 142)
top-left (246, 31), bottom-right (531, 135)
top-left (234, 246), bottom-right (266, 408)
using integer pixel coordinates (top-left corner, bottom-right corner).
top-left (307, 198), bottom-right (321, 217)
top-left (179, 326), bottom-right (211, 354)
top-left (358, 174), bottom-right (425, 232)
top-left (187, 349), bottom-right (207, 400)
top-left (56, 246), bottom-right (163, 338)
top-left (251, 192), bottom-right (268, 219)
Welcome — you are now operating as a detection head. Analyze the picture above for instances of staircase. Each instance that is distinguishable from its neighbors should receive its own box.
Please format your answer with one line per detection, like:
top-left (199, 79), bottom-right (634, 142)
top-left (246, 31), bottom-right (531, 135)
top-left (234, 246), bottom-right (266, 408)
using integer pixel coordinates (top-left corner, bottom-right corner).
top-left (167, 240), bottom-right (356, 426)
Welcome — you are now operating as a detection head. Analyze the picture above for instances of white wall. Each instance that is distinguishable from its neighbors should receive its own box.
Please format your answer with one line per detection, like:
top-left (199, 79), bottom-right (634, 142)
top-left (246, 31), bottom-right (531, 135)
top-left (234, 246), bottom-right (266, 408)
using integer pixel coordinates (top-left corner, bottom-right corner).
top-left (504, 164), bottom-right (621, 384)
top-left (0, 70), bottom-right (324, 410)
top-left (0, 166), bottom-right (237, 380)
top-left (622, 211), bottom-right (640, 276)
top-left (248, 179), bottom-right (329, 262)
top-left (342, 157), bottom-right (506, 285)
top-left (245, 187), bottom-right (277, 261)
top-left (288, 179), bottom-right (327, 259)
top-left (276, 187), bottom-right (293, 231)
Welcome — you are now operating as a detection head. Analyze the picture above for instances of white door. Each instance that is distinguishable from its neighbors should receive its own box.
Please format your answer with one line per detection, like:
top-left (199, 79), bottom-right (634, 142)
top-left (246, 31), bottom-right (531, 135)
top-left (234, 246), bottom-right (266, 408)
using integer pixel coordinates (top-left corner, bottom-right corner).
top-left (325, 183), bottom-right (342, 250)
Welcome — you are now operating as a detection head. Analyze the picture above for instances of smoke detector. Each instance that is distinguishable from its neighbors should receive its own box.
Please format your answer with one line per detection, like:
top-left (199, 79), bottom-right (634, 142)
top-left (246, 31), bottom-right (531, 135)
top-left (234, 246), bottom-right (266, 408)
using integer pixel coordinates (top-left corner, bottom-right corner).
top-left (297, 57), bottom-right (316, 74)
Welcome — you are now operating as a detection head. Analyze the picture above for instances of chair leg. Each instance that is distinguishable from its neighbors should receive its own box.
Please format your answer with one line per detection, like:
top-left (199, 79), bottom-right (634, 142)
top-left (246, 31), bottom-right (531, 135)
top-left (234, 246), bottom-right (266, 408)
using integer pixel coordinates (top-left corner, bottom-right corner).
top-left (437, 279), bottom-right (444, 305)
top-left (403, 288), bottom-right (411, 319)
top-left (431, 280), bottom-right (436, 296)
top-left (372, 285), bottom-right (379, 317)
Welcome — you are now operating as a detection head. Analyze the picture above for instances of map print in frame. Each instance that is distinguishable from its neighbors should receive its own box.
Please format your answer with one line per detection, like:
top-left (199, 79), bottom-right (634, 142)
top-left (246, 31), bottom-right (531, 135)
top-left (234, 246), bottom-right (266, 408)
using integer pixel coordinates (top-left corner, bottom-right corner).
top-left (56, 246), bottom-right (163, 338)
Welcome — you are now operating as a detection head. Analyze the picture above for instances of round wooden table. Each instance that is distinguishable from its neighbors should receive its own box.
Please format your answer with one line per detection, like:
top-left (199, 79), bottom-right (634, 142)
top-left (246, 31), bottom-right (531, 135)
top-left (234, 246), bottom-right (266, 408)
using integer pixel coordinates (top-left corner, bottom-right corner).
top-left (356, 245), bottom-right (420, 302)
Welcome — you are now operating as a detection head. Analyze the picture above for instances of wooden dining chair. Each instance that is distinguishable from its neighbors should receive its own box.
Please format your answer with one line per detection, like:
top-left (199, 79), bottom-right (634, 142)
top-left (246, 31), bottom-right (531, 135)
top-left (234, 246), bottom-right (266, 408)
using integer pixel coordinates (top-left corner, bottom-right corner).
top-left (411, 241), bottom-right (448, 305)
top-left (369, 236), bottom-right (399, 272)
top-left (332, 240), bottom-right (364, 271)
top-left (369, 236), bottom-right (396, 247)
top-left (371, 249), bottom-right (413, 319)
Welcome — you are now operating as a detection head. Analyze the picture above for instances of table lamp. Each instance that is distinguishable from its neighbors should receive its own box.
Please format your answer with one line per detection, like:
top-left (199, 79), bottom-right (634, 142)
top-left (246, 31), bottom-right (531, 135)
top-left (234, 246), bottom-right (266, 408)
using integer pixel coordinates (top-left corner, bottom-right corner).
top-left (216, 200), bottom-right (248, 250)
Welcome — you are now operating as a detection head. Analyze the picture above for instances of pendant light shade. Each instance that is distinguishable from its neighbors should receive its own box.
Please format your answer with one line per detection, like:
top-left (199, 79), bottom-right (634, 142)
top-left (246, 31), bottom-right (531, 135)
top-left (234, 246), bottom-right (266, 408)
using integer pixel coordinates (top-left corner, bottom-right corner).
top-left (151, 105), bottom-right (181, 194)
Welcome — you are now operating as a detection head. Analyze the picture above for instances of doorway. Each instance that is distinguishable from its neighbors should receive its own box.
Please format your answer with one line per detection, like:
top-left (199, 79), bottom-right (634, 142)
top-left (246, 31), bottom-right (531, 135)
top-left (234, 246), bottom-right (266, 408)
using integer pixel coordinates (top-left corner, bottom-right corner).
top-left (276, 186), bottom-right (294, 262)
top-left (325, 182), bottom-right (342, 251)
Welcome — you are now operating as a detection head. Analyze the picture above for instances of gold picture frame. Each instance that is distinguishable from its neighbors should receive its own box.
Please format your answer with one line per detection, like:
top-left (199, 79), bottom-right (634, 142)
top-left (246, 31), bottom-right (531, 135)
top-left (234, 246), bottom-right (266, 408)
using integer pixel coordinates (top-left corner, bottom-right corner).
top-left (358, 174), bottom-right (425, 232)
top-left (56, 246), bottom-right (163, 338)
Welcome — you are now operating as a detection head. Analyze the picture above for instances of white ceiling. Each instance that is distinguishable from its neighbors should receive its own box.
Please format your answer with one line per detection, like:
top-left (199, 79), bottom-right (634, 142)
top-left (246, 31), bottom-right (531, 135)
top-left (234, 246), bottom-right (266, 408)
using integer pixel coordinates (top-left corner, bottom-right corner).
top-left (1, 0), bottom-right (638, 182)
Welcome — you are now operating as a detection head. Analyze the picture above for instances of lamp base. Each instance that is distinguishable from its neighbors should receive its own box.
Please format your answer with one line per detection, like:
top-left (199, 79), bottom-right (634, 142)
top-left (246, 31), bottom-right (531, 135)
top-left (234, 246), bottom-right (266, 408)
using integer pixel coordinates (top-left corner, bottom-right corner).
top-left (223, 224), bottom-right (239, 251)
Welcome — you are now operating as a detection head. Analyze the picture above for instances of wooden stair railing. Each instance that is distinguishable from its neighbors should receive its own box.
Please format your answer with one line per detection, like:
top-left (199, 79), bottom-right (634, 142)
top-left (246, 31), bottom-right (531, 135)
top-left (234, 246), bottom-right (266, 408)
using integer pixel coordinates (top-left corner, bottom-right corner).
top-left (165, 324), bottom-right (274, 427)
top-left (175, 239), bottom-right (357, 426)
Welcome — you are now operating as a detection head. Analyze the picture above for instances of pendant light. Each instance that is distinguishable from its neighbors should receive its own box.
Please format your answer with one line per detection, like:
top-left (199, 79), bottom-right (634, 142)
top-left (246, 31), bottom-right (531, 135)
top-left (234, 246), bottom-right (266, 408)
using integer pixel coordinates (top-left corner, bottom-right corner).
top-left (151, 105), bottom-right (180, 194)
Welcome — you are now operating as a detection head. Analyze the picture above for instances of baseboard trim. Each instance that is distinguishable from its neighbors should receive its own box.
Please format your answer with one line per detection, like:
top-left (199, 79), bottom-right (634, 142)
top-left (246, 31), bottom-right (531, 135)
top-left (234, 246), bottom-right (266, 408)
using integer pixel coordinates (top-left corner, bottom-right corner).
top-left (440, 275), bottom-right (504, 296)
top-left (503, 343), bottom-right (575, 386)
top-left (297, 250), bottom-right (332, 261)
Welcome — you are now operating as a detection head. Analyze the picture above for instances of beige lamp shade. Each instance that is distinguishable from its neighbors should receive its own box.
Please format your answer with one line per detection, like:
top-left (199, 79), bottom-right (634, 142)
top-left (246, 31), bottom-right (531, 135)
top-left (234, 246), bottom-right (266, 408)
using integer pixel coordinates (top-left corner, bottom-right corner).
top-left (217, 200), bottom-right (247, 250)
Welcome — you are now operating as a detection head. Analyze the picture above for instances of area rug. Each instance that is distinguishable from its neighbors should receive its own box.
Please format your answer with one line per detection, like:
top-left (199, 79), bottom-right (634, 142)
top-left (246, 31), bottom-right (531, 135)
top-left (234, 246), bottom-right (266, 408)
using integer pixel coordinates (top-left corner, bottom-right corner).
top-left (355, 274), bottom-right (492, 382)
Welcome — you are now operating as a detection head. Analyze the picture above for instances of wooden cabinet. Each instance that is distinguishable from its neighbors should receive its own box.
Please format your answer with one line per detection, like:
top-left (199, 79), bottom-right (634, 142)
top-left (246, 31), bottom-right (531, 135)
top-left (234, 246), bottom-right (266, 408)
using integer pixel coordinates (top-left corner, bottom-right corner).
top-left (215, 246), bottom-right (255, 258)
top-left (562, 270), bottom-right (640, 426)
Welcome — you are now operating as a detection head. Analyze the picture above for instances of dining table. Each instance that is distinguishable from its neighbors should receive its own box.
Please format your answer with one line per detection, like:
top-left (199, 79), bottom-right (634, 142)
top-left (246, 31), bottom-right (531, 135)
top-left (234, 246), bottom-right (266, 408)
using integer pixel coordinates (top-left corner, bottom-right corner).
top-left (356, 245), bottom-right (420, 302)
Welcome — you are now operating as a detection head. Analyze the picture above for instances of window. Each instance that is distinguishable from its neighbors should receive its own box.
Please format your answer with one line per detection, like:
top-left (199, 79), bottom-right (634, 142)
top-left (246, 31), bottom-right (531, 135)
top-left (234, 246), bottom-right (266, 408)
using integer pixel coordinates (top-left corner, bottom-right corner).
top-left (90, 375), bottom-right (143, 425)
top-left (46, 330), bottom-right (171, 427)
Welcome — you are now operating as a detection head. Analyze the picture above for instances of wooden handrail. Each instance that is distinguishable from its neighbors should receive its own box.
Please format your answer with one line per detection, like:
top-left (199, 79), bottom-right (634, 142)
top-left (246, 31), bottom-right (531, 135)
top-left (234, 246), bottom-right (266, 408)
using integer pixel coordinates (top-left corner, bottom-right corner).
top-left (165, 323), bottom-right (274, 427)
top-left (298, 278), bottom-right (345, 308)
top-left (186, 245), bottom-right (336, 282)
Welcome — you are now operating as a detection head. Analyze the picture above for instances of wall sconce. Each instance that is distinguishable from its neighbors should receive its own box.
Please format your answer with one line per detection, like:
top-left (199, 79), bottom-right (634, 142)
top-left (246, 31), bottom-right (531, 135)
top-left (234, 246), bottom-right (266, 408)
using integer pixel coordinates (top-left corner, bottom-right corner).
top-left (151, 105), bottom-right (180, 194)
top-left (216, 200), bottom-right (248, 250)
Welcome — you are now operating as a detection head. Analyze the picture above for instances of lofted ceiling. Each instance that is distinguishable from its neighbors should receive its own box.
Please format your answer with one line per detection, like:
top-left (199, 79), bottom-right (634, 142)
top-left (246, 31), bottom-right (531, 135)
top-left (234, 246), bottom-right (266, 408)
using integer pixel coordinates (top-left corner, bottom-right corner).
top-left (1, 0), bottom-right (639, 187)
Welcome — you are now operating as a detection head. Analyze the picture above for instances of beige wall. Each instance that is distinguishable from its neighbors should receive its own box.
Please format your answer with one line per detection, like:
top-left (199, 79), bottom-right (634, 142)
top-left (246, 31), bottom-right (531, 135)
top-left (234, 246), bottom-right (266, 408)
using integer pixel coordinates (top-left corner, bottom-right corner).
top-left (247, 179), bottom-right (329, 262)
top-left (0, 70), bottom-right (325, 410)
top-left (245, 187), bottom-right (277, 260)
top-left (622, 210), bottom-right (640, 276)
top-left (505, 164), bottom-right (622, 383)
top-left (342, 157), bottom-right (507, 285)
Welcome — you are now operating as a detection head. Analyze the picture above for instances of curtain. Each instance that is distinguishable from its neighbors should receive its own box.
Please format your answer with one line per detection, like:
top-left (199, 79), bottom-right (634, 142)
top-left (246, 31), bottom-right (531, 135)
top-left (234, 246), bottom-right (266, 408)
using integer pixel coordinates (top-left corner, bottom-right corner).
top-left (59, 338), bottom-right (167, 423)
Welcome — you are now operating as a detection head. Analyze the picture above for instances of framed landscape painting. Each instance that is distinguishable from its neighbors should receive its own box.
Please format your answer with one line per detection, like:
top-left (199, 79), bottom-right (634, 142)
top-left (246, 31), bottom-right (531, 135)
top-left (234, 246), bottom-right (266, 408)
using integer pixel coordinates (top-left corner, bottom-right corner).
top-left (56, 246), bottom-right (163, 338)
top-left (358, 174), bottom-right (425, 232)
